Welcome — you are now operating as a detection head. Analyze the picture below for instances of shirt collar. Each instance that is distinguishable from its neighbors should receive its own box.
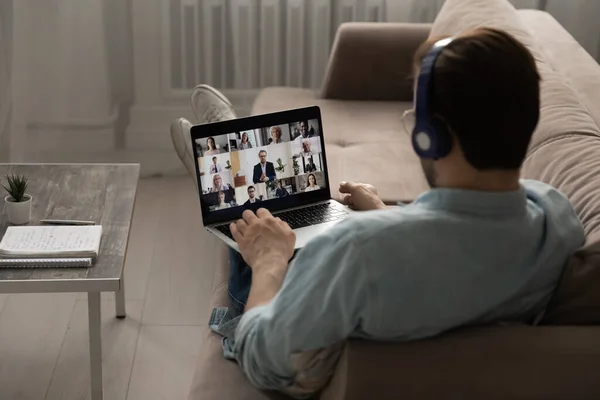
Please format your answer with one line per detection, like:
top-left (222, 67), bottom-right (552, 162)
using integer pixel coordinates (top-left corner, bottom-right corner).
top-left (413, 185), bottom-right (527, 217)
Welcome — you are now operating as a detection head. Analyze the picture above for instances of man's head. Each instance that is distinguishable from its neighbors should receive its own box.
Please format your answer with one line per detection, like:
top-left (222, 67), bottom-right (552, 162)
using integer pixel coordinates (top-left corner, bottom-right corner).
top-left (212, 156), bottom-right (217, 164)
top-left (248, 185), bottom-right (256, 198)
top-left (302, 140), bottom-right (311, 153)
top-left (411, 27), bottom-right (540, 190)
top-left (299, 121), bottom-right (308, 137)
top-left (277, 180), bottom-right (282, 188)
top-left (258, 150), bottom-right (267, 163)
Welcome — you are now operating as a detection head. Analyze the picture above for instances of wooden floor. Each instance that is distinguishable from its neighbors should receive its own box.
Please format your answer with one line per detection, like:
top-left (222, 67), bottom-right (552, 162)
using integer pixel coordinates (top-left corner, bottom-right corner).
top-left (0, 176), bottom-right (217, 400)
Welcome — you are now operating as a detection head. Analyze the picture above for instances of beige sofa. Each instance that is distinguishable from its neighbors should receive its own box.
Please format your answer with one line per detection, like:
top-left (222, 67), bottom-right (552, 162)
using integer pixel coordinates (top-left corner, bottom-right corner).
top-left (188, 0), bottom-right (600, 399)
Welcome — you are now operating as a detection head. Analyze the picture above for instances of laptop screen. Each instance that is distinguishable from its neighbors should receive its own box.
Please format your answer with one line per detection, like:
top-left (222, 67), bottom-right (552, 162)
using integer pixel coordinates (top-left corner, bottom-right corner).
top-left (191, 106), bottom-right (331, 226)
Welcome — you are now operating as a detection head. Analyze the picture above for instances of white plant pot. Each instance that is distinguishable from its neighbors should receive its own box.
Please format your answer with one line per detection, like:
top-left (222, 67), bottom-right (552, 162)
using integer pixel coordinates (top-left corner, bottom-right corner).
top-left (5, 194), bottom-right (32, 225)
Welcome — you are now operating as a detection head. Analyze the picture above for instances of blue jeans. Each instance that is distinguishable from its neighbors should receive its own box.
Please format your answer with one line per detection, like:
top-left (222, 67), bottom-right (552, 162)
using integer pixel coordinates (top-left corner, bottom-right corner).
top-left (228, 248), bottom-right (252, 315)
top-left (228, 248), bottom-right (298, 315)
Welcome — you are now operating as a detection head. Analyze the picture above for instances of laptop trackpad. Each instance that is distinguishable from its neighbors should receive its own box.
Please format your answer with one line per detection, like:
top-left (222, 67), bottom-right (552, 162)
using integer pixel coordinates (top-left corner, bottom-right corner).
top-left (294, 222), bottom-right (337, 249)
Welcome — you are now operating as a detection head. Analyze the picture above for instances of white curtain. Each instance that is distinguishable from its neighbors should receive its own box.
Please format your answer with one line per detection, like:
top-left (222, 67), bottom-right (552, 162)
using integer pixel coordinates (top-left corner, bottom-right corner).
top-left (0, 0), bottom-right (12, 161)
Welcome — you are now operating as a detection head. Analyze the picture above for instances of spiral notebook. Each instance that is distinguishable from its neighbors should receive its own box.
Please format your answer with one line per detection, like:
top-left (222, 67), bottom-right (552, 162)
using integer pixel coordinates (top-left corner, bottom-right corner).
top-left (0, 225), bottom-right (102, 268)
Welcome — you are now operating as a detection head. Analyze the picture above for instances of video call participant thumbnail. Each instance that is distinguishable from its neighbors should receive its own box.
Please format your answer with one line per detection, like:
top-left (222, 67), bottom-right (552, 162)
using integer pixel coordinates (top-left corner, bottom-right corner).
top-left (209, 156), bottom-right (222, 174)
top-left (253, 150), bottom-right (276, 183)
top-left (275, 180), bottom-right (289, 197)
top-left (209, 173), bottom-right (233, 192)
top-left (204, 136), bottom-right (223, 155)
top-left (304, 173), bottom-right (320, 192)
top-left (244, 185), bottom-right (263, 205)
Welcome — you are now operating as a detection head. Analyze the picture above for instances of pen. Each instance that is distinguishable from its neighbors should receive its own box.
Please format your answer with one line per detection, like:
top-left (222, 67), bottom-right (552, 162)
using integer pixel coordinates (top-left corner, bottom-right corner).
top-left (39, 219), bottom-right (96, 226)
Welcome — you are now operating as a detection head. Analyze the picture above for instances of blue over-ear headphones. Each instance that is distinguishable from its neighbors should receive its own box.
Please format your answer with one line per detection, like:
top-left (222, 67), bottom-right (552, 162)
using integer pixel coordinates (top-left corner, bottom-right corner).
top-left (412, 37), bottom-right (454, 159)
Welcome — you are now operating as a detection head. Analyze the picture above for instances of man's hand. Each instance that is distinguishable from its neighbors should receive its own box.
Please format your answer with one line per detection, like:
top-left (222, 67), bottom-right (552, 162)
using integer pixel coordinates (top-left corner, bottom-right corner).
top-left (230, 209), bottom-right (296, 273)
top-left (261, 173), bottom-right (267, 182)
top-left (339, 181), bottom-right (386, 211)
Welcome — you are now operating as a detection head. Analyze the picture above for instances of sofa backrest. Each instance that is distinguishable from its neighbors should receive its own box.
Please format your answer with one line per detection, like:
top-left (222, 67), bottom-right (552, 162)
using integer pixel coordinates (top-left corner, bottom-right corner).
top-left (429, 0), bottom-right (600, 324)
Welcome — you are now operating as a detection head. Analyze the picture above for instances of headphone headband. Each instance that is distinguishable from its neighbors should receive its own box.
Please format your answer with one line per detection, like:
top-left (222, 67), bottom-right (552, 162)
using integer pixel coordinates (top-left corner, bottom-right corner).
top-left (412, 37), bottom-right (454, 159)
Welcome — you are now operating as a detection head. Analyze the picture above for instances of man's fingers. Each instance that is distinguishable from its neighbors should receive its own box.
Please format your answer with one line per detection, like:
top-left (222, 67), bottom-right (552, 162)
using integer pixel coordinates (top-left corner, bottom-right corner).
top-left (242, 209), bottom-right (258, 223)
top-left (235, 218), bottom-right (248, 235)
top-left (339, 181), bottom-right (357, 194)
top-left (256, 208), bottom-right (273, 218)
top-left (341, 194), bottom-right (354, 206)
top-left (230, 222), bottom-right (242, 241)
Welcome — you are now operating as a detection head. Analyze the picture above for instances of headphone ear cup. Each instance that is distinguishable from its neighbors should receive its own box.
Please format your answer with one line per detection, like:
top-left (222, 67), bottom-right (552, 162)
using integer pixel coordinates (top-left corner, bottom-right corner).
top-left (411, 122), bottom-right (435, 159)
top-left (430, 117), bottom-right (452, 158)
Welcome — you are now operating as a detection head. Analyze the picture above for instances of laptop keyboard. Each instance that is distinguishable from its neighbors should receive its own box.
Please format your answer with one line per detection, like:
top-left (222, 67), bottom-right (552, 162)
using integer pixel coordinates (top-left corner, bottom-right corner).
top-left (214, 202), bottom-right (349, 241)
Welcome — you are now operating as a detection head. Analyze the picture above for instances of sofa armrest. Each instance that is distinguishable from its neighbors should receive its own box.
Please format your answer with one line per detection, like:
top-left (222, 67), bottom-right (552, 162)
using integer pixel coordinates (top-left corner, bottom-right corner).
top-left (321, 325), bottom-right (600, 400)
top-left (320, 22), bottom-right (432, 101)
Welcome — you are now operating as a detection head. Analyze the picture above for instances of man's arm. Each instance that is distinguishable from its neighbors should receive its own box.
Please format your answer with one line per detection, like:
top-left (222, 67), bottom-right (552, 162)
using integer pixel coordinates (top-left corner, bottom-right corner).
top-left (252, 165), bottom-right (260, 184)
top-left (234, 226), bottom-right (369, 395)
top-left (267, 162), bottom-right (277, 181)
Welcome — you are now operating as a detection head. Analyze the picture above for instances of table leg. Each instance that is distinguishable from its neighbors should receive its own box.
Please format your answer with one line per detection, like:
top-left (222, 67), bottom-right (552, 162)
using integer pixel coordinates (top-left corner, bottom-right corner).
top-left (88, 292), bottom-right (103, 400)
top-left (115, 273), bottom-right (126, 319)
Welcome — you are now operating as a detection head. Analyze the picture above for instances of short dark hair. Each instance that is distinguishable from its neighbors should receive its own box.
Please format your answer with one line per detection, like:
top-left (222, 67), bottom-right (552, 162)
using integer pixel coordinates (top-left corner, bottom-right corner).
top-left (212, 156), bottom-right (217, 161)
top-left (413, 27), bottom-right (541, 170)
top-left (259, 150), bottom-right (267, 156)
top-left (248, 186), bottom-right (255, 192)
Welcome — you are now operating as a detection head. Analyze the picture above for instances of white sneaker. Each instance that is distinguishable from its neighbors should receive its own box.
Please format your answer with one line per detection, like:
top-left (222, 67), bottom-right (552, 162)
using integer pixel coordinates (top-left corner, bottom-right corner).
top-left (190, 84), bottom-right (237, 124)
top-left (170, 117), bottom-right (197, 182)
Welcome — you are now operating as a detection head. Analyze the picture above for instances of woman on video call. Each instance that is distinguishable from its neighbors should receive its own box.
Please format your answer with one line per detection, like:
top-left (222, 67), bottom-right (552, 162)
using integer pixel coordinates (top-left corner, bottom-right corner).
top-left (216, 190), bottom-right (230, 210)
top-left (304, 173), bottom-right (320, 192)
top-left (210, 174), bottom-right (232, 192)
top-left (204, 137), bottom-right (222, 155)
top-left (239, 132), bottom-right (252, 150)
top-left (270, 126), bottom-right (284, 144)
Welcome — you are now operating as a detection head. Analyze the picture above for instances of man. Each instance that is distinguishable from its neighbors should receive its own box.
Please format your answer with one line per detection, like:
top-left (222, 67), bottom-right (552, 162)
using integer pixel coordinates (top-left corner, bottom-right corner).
top-left (209, 156), bottom-right (222, 174)
top-left (294, 139), bottom-right (313, 158)
top-left (224, 27), bottom-right (584, 397)
top-left (294, 120), bottom-right (313, 140)
top-left (243, 185), bottom-right (262, 205)
top-left (305, 156), bottom-right (317, 173)
top-left (274, 180), bottom-right (289, 198)
top-left (252, 150), bottom-right (276, 183)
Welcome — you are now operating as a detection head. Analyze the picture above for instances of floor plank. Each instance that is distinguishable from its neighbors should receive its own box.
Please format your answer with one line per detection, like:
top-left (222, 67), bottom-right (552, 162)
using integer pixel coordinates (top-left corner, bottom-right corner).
top-left (122, 178), bottom-right (165, 300)
top-left (141, 178), bottom-right (215, 325)
top-left (126, 326), bottom-right (203, 400)
top-left (0, 294), bottom-right (8, 315)
top-left (0, 293), bottom-right (77, 400)
top-left (45, 299), bottom-right (143, 400)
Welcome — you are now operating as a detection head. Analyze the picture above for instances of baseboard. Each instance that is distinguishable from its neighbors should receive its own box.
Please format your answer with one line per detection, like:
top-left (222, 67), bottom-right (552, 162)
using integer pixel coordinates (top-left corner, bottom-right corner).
top-left (15, 148), bottom-right (189, 178)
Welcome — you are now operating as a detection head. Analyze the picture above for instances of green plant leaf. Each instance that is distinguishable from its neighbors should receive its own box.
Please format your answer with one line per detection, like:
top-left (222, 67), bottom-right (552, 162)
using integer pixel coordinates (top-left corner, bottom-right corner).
top-left (3, 174), bottom-right (28, 202)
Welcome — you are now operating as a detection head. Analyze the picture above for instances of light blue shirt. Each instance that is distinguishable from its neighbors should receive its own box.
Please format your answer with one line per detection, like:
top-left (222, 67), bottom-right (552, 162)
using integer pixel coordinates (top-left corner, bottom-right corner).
top-left (233, 180), bottom-right (584, 396)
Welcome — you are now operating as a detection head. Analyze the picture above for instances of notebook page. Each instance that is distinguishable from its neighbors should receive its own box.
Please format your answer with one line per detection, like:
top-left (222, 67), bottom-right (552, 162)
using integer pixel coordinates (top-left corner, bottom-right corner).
top-left (0, 226), bottom-right (103, 256)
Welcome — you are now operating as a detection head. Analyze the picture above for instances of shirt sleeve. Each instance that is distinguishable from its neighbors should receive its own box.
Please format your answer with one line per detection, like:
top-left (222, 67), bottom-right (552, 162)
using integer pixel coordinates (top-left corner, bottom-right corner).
top-left (234, 223), bottom-right (371, 394)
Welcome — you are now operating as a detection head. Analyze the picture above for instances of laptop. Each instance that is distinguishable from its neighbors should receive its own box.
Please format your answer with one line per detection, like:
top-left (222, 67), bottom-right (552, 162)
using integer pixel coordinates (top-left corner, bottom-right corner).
top-left (190, 106), bottom-right (352, 250)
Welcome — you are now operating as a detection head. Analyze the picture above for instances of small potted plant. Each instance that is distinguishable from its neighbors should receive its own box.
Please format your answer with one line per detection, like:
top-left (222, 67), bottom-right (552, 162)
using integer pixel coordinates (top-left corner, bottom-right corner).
top-left (292, 156), bottom-right (300, 175)
top-left (2, 174), bottom-right (32, 225)
top-left (274, 158), bottom-right (287, 179)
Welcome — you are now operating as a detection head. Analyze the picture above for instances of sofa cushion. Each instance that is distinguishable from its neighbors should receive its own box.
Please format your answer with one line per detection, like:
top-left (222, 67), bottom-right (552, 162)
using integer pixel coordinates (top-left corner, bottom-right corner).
top-left (252, 87), bottom-right (429, 203)
top-left (188, 248), bottom-right (292, 400)
top-left (522, 135), bottom-right (600, 324)
top-left (430, 0), bottom-right (600, 324)
top-left (321, 325), bottom-right (600, 400)
top-left (519, 10), bottom-right (600, 131)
